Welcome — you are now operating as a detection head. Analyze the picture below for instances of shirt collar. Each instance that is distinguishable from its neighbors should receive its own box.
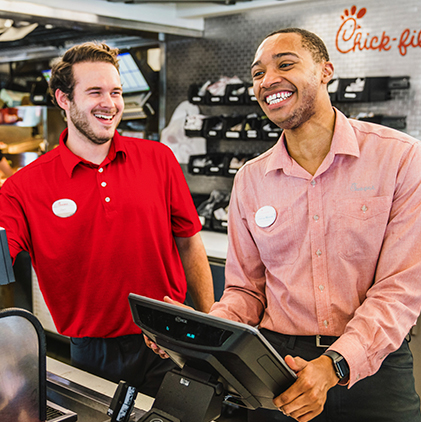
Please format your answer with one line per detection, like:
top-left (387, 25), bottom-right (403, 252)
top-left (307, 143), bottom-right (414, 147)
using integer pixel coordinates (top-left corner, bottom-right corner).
top-left (265, 108), bottom-right (360, 176)
top-left (59, 128), bottom-right (127, 177)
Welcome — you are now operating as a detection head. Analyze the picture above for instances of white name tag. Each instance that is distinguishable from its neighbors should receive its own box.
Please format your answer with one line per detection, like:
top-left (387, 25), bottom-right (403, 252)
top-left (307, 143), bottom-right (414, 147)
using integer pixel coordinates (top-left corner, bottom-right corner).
top-left (255, 205), bottom-right (277, 228)
top-left (52, 199), bottom-right (77, 218)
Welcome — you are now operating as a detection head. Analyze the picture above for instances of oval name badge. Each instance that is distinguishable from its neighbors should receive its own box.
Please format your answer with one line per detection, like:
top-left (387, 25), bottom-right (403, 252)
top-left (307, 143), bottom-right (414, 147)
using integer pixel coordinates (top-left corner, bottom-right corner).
top-left (255, 205), bottom-right (277, 228)
top-left (52, 199), bottom-right (77, 218)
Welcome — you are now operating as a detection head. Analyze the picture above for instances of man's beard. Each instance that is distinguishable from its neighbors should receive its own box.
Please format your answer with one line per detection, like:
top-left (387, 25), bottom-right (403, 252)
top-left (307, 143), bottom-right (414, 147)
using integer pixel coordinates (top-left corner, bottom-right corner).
top-left (267, 72), bottom-right (320, 131)
top-left (68, 102), bottom-right (120, 145)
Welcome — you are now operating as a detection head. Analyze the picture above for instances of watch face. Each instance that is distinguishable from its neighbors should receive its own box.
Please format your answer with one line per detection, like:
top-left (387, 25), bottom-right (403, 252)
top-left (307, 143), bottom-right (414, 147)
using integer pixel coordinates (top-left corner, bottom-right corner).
top-left (325, 351), bottom-right (349, 380)
top-left (336, 358), bottom-right (349, 379)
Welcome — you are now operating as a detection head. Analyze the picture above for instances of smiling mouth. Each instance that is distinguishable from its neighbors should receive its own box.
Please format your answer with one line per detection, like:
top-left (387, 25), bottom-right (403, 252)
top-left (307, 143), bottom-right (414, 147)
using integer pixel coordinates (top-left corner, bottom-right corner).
top-left (94, 113), bottom-right (115, 121)
top-left (265, 91), bottom-right (293, 105)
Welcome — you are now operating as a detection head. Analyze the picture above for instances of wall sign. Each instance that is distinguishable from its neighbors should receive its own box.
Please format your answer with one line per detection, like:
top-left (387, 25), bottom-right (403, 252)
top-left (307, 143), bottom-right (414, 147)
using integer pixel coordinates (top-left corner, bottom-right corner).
top-left (336, 5), bottom-right (421, 56)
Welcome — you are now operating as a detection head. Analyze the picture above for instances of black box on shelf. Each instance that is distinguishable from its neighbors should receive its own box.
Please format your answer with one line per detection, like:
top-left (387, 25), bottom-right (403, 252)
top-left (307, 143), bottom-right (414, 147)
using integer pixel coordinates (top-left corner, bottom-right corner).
top-left (188, 153), bottom-right (232, 176)
top-left (224, 84), bottom-right (247, 105)
top-left (261, 118), bottom-right (283, 140)
top-left (381, 115), bottom-right (406, 130)
top-left (388, 76), bottom-right (410, 90)
top-left (337, 77), bottom-right (394, 102)
top-left (205, 153), bottom-right (232, 176)
top-left (241, 115), bottom-right (262, 140)
top-left (368, 77), bottom-right (390, 102)
top-left (184, 114), bottom-right (206, 137)
top-left (225, 154), bottom-right (254, 177)
top-left (211, 200), bottom-right (229, 233)
top-left (359, 115), bottom-right (406, 130)
top-left (188, 154), bottom-right (209, 175)
top-left (337, 78), bottom-right (369, 102)
top-left (188, 84), bottom-right (206, 105)
top-left (223, 115), bottom-right (245, 140)
top-left (328, 78), bottom-right (339, 102)
top-left (203, 116), bottom-right (225, 140)
top-left (205, 90), bottom-right (225, 105)
top-left (195, 191), bottom-right (230, 232)
top-left (245, 84), bottom-right (258, 104)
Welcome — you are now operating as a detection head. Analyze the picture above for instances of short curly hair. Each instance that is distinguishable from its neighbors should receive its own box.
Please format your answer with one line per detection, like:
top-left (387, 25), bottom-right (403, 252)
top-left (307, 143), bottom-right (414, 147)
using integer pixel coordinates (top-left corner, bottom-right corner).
top-left (49, 41), bottom-right (120, 108)
top-left (264, 28), bottom-right (330, 63)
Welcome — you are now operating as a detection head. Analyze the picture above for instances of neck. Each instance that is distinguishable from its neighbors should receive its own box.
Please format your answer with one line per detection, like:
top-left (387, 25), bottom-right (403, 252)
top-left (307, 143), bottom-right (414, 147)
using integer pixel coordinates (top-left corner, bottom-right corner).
top-left (66, 131), bottom-right (112, 165)
top-left (284, 107), bottom-right (336, 176)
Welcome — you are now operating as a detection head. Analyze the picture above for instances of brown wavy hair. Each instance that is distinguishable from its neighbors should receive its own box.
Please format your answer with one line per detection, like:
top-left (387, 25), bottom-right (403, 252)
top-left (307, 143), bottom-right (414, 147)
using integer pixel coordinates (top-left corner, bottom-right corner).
top-left (49, 41), bottom-right (120, 108)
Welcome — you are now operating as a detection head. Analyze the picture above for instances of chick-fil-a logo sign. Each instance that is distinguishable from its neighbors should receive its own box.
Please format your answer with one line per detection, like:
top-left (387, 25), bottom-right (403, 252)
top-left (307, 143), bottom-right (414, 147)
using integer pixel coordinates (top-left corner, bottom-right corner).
top-left (336, 5), bottom-right (420, 56)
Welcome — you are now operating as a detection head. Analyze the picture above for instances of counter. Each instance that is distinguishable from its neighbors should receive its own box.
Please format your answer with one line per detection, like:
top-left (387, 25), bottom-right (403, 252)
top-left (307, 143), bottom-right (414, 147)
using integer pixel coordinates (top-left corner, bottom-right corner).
top-left (47, 357), bottom-right (154, 420)
top-left (200, 230), bottom-right (228, 261)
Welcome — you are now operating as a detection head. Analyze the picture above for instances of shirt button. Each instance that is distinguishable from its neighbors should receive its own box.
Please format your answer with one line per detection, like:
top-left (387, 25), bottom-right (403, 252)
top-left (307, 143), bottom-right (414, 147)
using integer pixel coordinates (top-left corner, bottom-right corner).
top-left (361, 205), bottom-right (368, 213)
top-left (313, 215), bottom-right (319, 221)
top-left (316, 249), bottom-right (322, 256)
top-left (311, 180), bottom-right (316, 186)
top-left (101, 182), bottom-right (107, 187)
top-left (98, 168), bottom-right (104, 173)
top-left (319, 285), bottom-right (325, 292)
top-left (105, 197), bottom-right (111, 203)
top-left (323, 320), bottom-right (329, 327)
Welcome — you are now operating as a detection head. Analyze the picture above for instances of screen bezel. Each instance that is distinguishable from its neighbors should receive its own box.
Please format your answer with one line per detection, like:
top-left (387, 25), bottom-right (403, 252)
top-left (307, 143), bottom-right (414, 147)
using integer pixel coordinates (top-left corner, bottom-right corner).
top-left (118, 51), bottom-right (151, 95)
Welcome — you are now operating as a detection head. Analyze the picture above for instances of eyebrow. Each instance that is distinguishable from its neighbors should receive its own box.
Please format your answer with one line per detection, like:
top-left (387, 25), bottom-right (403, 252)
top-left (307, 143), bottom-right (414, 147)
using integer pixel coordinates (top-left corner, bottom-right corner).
top-left (85, 86), bottom-right (123, 92)
top-left (250, 52), bottom-right (300, 70)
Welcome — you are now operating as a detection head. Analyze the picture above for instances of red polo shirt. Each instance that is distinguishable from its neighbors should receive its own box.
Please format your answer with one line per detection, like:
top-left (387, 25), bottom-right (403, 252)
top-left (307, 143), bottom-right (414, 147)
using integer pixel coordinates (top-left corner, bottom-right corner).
top-left (0, 129), bottom-right (201, 338)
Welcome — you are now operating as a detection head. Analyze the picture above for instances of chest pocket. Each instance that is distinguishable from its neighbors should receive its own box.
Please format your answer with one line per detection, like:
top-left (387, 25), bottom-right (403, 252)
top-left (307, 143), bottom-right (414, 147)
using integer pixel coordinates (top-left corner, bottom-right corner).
top-left (334, 196), bottom-right (391, 260)
top-left (249, 206), bottom-right (299, 266)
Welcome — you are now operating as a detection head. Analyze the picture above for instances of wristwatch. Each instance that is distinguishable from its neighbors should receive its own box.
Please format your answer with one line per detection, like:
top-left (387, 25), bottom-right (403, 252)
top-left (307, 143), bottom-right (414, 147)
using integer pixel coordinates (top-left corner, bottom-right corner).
top-left (323, 350), bottom-right (349, 381)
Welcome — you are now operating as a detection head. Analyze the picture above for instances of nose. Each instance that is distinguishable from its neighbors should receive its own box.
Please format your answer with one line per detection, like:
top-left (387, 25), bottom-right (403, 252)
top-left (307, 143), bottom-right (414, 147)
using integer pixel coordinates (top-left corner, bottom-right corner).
top-left (259, 67), bottom-right (282, 90)
top-left (100, 93), bottom-right (116, 109)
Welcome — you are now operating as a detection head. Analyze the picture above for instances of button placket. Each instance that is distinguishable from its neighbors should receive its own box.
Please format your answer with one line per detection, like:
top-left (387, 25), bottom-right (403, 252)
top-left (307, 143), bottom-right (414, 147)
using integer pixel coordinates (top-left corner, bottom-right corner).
top-left (97, 167), bottom-right (112, 205)
top-left (308, 176), bottom-right (331, 332)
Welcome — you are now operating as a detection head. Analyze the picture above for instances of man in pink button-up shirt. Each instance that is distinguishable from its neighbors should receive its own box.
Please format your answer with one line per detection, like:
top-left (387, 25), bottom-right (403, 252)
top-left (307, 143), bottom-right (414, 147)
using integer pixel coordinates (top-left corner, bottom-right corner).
top-left (148, 28), bottom-right (421, 421)
top-left (208, 28), bottom-right (421, 422)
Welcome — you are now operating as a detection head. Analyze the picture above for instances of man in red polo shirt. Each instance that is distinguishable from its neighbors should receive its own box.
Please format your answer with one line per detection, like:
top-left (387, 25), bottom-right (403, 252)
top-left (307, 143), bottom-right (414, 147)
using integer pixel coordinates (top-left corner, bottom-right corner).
top-left (0, 42), bottom-right (214, 397)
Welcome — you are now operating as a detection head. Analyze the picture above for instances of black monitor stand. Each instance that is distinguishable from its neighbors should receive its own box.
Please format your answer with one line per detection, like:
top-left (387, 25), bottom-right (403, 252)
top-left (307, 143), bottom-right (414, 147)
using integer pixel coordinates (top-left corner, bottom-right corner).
top-left (129, 294), bottom-right (297, 421)
top-left (139, 365), bottom-right (224, 422)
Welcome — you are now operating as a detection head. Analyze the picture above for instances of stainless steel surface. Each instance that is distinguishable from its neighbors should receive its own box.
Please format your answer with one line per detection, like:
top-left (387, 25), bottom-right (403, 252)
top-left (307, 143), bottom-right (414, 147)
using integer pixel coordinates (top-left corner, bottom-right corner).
top-left (3, 152), bottom-right (39, 168)
top-left (0, 1), bottom-right (202, 49)
top-left (0, 107), bottom-right (66, 161)
top-left (47, 372), bottom-right (146, 422)
top-left (0, 315), bottom-right (41, 422)
top-left (0, 36), bottom-right (161, 65)
top-left (104, 0), bottom-right (251, 3)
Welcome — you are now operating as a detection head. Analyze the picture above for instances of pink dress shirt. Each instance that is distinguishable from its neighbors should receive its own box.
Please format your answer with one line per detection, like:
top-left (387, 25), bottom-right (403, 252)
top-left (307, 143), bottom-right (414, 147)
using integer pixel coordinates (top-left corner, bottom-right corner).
top-left (210, 109), bottom-right (421, 387)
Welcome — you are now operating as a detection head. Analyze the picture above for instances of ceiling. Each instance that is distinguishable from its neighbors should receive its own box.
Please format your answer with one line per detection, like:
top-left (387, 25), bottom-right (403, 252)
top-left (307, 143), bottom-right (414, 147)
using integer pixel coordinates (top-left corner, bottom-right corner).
top-left (102, 0), bottom-right (252, 3)
top-left (0, 0), bottom-right (300, 64)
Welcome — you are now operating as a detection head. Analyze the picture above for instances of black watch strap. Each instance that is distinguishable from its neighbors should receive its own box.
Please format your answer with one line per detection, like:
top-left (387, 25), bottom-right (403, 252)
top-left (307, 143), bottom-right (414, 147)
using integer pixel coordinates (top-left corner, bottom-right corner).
top-left (323, 350), bottom-right (349, 381)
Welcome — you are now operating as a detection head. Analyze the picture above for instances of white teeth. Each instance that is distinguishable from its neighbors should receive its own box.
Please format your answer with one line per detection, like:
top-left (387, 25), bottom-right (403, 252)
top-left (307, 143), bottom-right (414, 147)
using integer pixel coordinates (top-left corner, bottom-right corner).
top-left (94, 114), bottom-right (113, 120)
top-left (266, 91), bottom-right (292, 105)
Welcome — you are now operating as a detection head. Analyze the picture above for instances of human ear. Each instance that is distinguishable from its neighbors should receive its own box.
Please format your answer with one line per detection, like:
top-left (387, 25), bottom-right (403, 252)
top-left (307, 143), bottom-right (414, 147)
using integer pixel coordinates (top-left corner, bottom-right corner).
top-left (55, 89), bottom-right (70, 111)
top-left (321, 62), bottom-right (335, 84)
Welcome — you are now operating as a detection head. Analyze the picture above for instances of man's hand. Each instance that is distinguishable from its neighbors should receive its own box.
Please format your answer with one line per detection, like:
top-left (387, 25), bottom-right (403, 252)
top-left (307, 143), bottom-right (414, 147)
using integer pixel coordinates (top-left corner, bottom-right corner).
top-left (143, 334), bottom-right (170, 359)
top-left (273, 355), bottom-right (339, 421)
top-left (143, 296), bottom-right (193, 359)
